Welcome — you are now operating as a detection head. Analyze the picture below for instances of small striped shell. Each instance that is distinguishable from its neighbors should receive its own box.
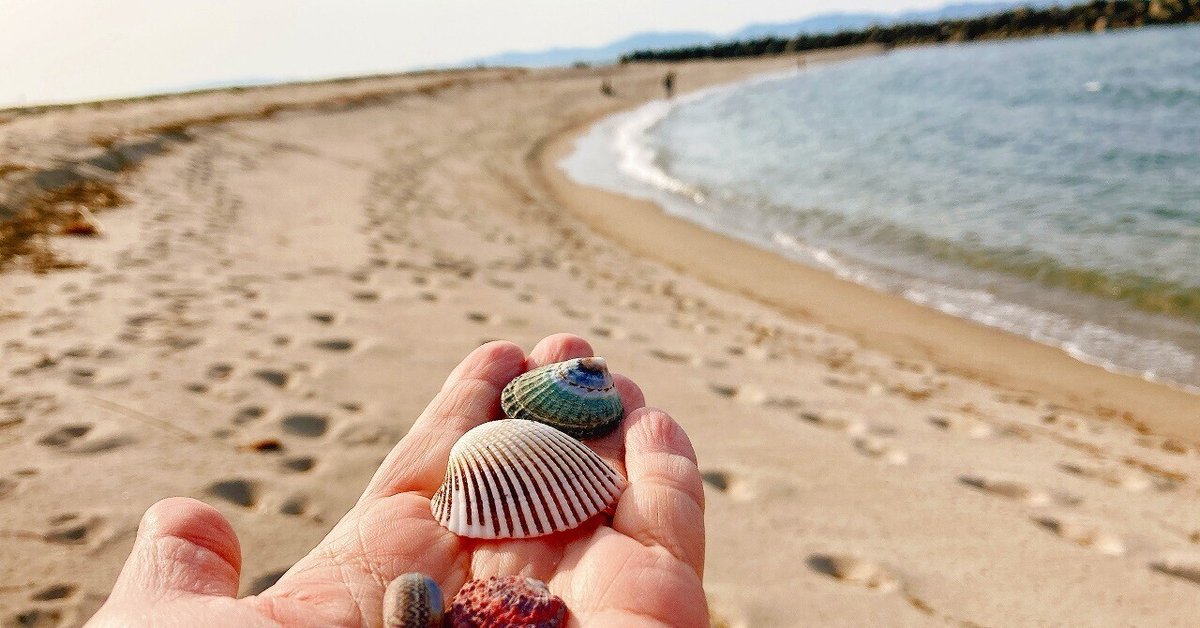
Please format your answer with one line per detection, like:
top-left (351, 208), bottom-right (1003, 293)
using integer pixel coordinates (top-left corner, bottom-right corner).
top-left (430, 419), bottom-right (625, 539)
top-left (500, 357), bottom-right (623, 440)
top-left (383, 572), bottom-right (444, 628)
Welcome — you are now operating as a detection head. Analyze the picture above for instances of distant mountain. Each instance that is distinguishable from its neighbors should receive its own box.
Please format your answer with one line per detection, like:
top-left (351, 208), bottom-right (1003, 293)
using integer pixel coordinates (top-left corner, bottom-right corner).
top-left (469, 1), bottom-right (1061, 68)
top-left (475, 31), bottom-right (717, 68)
top-left (730, 2), bottom-right (1056, 39)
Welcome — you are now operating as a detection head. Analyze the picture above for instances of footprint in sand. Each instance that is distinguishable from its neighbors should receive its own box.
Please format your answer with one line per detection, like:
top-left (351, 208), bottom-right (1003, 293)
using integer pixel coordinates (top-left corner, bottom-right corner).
top-left (1040, 412), bottom-right (1100, 434)
top-left (958, 474), bottom-right (1059, 506)
top-left (558, 306), bottom-right (591, 321)
top-left (701, 470), bottom-right (731, 493)
top-left (853, 437), bottom-right (909, 465)
top-left (281, 413), bottom-right (330, 438)
top-left (465, 312), bottom-right (491, 324)
top-left (206, 479), bottom-right (260, 508)
top-left (309, 311), bottom-right (337, 325)
top-left (807, 553), bottom-right (900, 593)
top-left (313, 338), bottom-right (355, 352)
top-left (1159, 438), bottom-right (1192, 457)
top-left (649, 349), bottom-right (694, 364)
top-left (42, 513), bottom-right (109, 546)
top-left (927, 414), bottom-right (993, 439)
top-left (1058, 461), bottom-right (1153, 492)
top-left (486, 277), bottom-right (515, 290)
top-left (66, 366), bottom-right (131, 388)
top-left (280, 456), bottom-right (317, 473)
top-left (761, 394), bottom-right (803, 410)
top-left (9, 608), bottom-right (64, 628)
top-left (207, 363), bottom-right (234, 380)
top-left (278, 495), bottom-right (310, 516)
top-left (706, 383), bottom-right (768, 405)
top-left (254, 369), bottom-right (290, 388)
top-left (589, 326), bottom-right (628, 340)
top-left (232, 405), bottom-right (267, 425)
top-left (60, 344), bottom-right (93, 359)
top-left (125, 313), bottom-right (159, 328)
top-left (700, 469), bottom-right (758, 501)
top-left (797, 411), bottom-right (867, 436)
top-left (1034, 515), bottom-right (1125, 555)
top-left (352, 290), bottom-right (380, 302)
top-left (30, 583), bottom-right (77, 602)
top-left (37, 423), bottom-right (133, 454)
top-left (0, 411), bottom-right (24, 431)
top-left (1150, 555), bottom-right (1200, 585)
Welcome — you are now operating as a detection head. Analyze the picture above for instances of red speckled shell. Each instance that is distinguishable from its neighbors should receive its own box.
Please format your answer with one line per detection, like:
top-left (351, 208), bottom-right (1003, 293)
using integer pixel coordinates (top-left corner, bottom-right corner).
top-left (449, 576), bottom-right (566, 628)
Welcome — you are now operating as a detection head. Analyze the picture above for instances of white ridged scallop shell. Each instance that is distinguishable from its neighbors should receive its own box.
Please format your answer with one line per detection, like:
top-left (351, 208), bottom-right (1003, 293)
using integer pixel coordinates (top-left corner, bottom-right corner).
top-left (430, 419), bottom-right (625, 539)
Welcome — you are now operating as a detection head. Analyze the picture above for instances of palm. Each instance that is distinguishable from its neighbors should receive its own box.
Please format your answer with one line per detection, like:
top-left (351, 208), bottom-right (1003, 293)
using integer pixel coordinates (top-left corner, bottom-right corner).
top-left (89, 335), bottom-right (707, 628)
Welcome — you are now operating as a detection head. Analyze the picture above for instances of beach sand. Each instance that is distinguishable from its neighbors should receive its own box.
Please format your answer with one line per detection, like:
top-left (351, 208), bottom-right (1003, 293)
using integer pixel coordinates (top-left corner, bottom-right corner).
top-left (2, 44), bottom-right (1200, 627)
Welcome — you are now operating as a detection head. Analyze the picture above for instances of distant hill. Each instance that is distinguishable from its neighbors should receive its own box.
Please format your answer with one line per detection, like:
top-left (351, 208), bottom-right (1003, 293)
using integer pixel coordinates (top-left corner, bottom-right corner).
top-left (468, 1), bottom-right (1059, 68)
top-left (729, 1), bottom-right (1059, 40)
top-left (476, 31), bottom-right (718, 68)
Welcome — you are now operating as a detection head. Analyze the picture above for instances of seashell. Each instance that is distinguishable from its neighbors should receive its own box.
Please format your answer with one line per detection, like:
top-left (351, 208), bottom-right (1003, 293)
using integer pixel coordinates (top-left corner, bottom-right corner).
top-left (431, 419), bottom-right (625, 539)
top-left (448, 575), bottom-right (566, 628)
top-left (500, 357), bottom-right (623, 440)
top-left (384, 572), bottom-right (444, 628)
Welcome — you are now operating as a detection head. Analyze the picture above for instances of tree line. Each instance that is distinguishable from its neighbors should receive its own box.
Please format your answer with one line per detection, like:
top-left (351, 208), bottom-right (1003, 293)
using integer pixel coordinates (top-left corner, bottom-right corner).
top-left (620, 0), bottom-right (1200, 63)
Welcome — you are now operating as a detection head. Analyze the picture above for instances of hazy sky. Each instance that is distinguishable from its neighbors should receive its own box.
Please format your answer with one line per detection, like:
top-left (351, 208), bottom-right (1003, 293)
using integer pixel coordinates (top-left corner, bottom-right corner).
top-left (3, 0), bottom-right (983, 107)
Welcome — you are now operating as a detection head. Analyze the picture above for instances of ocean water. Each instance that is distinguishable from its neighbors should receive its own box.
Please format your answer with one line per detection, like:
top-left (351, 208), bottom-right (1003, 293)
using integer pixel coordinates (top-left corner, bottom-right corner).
top-left (561, 25), bottom-right (1200, 391)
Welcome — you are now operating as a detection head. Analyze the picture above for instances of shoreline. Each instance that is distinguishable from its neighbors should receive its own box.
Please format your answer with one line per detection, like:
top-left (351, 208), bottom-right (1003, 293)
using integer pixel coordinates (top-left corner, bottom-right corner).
top-left (534, 83), bottom-right (1200, 441)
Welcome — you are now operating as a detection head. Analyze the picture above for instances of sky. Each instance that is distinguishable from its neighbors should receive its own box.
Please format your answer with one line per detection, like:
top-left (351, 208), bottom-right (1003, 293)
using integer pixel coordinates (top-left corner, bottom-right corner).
top-left (2, 0), bottom-right (989, 107)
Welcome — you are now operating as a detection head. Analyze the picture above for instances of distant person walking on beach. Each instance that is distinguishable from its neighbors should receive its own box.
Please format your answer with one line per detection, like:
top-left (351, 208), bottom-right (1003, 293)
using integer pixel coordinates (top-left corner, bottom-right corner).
top-left (663, 70), bottom-right (676, 98)
top-left (600, 77), bottom-right (614, 97)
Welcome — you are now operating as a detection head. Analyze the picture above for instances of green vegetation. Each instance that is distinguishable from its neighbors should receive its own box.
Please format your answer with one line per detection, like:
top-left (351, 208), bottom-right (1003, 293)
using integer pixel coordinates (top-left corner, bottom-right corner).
top-left (620, 1), bottom-right (1200, 62)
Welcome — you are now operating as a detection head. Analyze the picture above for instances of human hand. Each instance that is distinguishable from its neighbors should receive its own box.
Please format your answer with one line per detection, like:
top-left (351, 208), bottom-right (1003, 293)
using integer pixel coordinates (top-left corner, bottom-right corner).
top-left (87, 333), bottom-right (707, 627)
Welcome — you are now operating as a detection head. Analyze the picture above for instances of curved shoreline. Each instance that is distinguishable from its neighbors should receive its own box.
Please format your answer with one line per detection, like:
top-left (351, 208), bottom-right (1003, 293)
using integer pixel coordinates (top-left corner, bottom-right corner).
top-left (533, 78), bottom-right (1200, 441)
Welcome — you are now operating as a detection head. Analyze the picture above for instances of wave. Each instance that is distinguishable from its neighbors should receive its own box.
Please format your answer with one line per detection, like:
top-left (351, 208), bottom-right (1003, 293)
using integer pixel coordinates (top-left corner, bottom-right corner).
top-left (612, 100), bottom-right (706, 205)
top-left (610, 66), bottom-right (806, 208)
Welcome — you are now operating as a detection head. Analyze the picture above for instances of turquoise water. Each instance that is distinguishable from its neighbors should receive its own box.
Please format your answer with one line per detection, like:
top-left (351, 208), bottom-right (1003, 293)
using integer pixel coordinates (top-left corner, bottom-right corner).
top-left (562, 25), bottom-right (1200, 390)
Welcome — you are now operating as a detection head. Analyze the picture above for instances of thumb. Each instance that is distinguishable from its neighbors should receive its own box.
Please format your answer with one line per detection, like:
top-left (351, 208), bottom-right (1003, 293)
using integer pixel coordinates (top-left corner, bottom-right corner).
top-left (110, 497), bottom-right (243, 600)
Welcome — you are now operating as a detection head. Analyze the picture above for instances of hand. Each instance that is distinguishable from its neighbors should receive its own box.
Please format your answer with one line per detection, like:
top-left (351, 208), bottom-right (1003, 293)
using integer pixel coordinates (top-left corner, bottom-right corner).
top-left (87, 334), bottom-right (708, 627)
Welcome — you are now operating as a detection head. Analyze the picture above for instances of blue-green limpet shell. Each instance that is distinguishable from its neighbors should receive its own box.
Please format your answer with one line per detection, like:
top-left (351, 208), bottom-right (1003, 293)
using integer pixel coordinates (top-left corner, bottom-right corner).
top-left (500, 357), bottom-right (623, 440)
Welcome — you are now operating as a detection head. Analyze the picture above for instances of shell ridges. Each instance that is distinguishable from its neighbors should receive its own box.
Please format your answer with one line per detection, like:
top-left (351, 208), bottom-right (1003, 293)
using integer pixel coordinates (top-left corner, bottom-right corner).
top-left (500, 357), bottom-right (624, 440)
top-left (430, 419), bottom-right (625, 539)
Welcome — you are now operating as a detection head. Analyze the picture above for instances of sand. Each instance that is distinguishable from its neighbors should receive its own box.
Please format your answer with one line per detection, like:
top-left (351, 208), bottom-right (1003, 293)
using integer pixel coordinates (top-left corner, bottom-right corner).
top-left (2, 44), bottom-right (1200, 627)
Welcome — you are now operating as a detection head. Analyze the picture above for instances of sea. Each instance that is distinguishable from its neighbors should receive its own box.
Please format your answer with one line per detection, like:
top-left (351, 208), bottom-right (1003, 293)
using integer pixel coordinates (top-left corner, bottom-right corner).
top-left (560, 25), bottom-right (1200, 392)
